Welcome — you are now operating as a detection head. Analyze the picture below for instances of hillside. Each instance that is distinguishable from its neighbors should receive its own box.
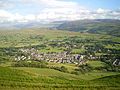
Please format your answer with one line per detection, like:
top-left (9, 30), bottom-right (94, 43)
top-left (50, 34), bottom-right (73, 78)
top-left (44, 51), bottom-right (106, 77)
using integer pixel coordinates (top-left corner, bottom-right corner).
top-left (0, 66), bottom-right (120, 90)
top-left (57, 19), bottom-right (120, 37)
top-left (0, 29), bottom-right (120, 90)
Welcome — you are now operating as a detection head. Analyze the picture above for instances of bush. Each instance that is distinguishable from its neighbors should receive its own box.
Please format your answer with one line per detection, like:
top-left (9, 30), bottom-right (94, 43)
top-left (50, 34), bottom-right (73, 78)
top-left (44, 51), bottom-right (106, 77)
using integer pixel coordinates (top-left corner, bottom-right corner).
top-left (60, 66), bottom-right (68, 73)
top-left (104, 64), bottom-right (120, 72)
top-left (75, 64), bottom-right (93, 73)
top-left (13, 60), bottom-right (48, 68)
top-left (71, 71), bottom-right (80, 75)
top-left (50, 66), bottom-right (68, 73)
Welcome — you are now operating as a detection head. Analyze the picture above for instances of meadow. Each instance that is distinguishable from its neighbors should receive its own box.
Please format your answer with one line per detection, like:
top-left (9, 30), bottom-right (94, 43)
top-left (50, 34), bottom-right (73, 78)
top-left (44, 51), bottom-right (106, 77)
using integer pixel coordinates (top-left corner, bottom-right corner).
top-left (0, 29), bottom-right (120, 90)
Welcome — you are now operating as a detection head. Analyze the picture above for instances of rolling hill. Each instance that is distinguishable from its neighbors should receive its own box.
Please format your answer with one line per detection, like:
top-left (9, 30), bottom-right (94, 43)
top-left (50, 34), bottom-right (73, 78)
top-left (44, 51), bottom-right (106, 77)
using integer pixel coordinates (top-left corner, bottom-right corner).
top-left (56, 19), bottom-right (120, 37)
top-left (1, 19), bottom-right (120, 37)
top-left (0, 26), bottom-right (120, 90)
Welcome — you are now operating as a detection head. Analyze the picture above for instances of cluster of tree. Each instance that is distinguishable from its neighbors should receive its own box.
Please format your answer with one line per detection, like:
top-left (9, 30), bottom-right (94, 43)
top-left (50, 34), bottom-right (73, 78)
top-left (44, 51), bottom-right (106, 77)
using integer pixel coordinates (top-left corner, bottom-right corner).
top-left (13, 60), bottom-right (48, 68)
top-left (71, 64), bottom-right (93, 75)
top-left (95, 64), bottom-right (120, 72)
top-left (50, 66), bottom-right (68, 73)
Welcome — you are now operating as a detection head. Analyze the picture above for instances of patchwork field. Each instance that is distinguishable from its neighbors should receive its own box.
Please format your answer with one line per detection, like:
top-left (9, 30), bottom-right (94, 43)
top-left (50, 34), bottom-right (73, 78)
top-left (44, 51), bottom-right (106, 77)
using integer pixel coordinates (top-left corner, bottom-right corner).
top-left (0, 29), bottom-right (120, 90)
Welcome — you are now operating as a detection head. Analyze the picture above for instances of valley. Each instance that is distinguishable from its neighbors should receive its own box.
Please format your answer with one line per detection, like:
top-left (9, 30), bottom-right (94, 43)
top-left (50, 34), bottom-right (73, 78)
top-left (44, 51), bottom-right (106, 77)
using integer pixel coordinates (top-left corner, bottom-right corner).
top-left (0, 28), bottom-right (120, 90)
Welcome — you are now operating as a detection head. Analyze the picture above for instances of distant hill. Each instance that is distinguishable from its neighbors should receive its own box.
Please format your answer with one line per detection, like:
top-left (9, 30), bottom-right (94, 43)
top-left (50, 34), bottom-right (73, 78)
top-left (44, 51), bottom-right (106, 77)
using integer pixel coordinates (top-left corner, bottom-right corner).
top-left (56, 19), bottom-right (120, 37)
top-left (0, 19), bottom-right (120, 37)
top-left (0, 20), bottom-right (67, 30)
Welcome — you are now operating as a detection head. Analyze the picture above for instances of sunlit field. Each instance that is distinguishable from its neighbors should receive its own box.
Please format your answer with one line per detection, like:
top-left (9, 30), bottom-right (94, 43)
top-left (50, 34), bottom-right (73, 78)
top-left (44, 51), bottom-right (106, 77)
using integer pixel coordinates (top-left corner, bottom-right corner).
top-left (0, 29), bottom-right (120, 90)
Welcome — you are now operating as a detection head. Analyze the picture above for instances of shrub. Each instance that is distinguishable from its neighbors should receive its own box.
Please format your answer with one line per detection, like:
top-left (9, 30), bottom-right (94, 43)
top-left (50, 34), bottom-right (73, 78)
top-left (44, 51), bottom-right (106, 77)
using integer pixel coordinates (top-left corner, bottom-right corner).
top-left (50, 66), bottom-right (68, 73)
top-left (75, 64), bottom-right (93, 73)
top-left (13, 60), bottom-right (48, 68)
top-left (60, 66), bottom-right (68, 73)
top-left (71, 71), bottom-right (80, 75)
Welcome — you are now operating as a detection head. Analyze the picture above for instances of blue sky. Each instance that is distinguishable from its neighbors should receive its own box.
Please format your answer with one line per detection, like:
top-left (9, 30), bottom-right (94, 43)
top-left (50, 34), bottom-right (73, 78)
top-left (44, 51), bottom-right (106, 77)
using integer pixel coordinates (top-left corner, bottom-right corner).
top-left (74, 0), bottom-right (120, 10)
top-left (0, 0), bottom-right (120, 22)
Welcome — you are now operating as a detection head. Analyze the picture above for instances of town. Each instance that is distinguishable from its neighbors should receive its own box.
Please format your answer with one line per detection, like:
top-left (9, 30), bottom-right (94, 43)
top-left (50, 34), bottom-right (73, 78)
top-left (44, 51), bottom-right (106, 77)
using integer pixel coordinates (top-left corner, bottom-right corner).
top-left (14, 47), bottom-right (120, 66)
top-left (15, 48), bottom-right (89, 65)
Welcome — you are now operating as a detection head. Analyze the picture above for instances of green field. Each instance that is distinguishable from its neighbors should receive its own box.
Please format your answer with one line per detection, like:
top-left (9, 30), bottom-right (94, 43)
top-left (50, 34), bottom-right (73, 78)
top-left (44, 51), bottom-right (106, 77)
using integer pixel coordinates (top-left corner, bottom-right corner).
top-left (0, 29), bottom-right (120, 90)
top-left (0, 66), bottom-right (120, 90)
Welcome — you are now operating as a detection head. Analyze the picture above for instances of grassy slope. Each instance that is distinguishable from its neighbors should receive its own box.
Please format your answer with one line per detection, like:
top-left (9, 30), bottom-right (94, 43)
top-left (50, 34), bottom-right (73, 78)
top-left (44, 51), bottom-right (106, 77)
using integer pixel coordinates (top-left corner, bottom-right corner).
top-left (0, 57), bottom-right (120, 90)
top-left (0, 66), bottom-right (120, 90)
top-left (87, 61), bottom-right (106, 68)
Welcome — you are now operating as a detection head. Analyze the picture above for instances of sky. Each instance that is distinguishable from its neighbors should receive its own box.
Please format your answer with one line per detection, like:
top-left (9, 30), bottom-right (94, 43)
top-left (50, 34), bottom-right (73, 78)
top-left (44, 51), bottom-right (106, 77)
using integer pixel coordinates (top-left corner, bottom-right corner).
top-left (74, 0), bottom-right (120, 10)
top-left (0, 0), bottom-right (120, 23)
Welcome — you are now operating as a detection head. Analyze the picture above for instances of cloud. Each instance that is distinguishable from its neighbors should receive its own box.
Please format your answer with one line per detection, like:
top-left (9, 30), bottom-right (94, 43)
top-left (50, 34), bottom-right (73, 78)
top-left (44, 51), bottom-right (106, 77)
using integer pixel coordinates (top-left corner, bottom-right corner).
top-left (22, 0), bottom-right (79, 8)
top-left (0, 10), bottom-right (13, 22)
top-left (37, 7), bottom-right (89, 21)
top-left (96, 8), bottom-right (109, 14)
top-left (21, 0), bottom-right (120, 20)
top-left (95, 9), bottom-right (120, 19)
top-left (0, 0), bottom-right (14, 9)
top-left (0, 9), bottom-right (120, 23)
top-left (0, 0), bottom-right (120, 23)
top-left (0, 10), bottom-right (36, 23)
top-left (30, 0), bottom-right (89, 21)
top-left (0, 0), bottom-right (90, 22)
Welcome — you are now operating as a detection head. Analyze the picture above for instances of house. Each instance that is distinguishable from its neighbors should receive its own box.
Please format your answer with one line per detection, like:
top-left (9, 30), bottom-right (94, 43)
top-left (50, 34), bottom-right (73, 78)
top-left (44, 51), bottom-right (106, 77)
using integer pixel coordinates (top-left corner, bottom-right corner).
top-left (15, 48), bottom-right (88, 65)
